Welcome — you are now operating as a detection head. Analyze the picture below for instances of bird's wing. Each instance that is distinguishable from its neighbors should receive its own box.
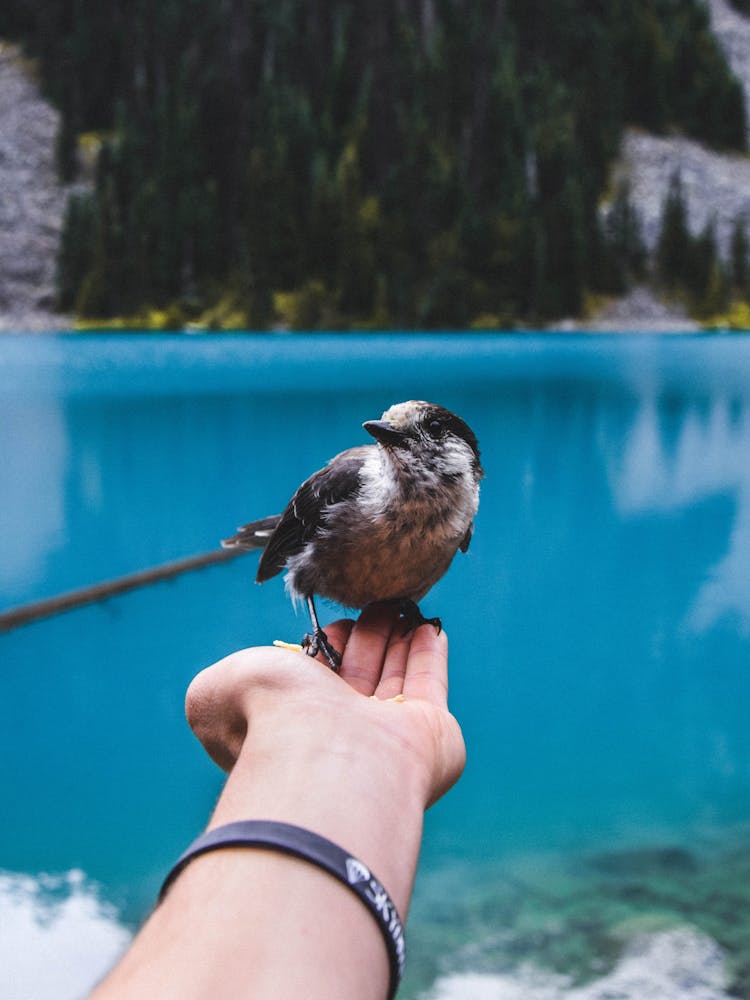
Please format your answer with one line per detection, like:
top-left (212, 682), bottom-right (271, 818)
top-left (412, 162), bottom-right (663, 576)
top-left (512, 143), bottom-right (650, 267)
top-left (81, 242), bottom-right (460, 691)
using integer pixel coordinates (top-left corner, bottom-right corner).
top-left (256, 447), bottom-right (368, 583)
top-left (459, 521), bottom-right (474, 553)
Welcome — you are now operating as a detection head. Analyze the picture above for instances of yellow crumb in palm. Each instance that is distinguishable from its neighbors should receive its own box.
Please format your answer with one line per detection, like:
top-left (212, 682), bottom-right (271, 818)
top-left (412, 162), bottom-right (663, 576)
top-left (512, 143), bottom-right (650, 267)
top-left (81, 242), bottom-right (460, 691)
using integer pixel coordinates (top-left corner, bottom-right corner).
top-left (273, 639), bottom-right (304, 653)
top-left (389, 694), bottom-right (406, 703)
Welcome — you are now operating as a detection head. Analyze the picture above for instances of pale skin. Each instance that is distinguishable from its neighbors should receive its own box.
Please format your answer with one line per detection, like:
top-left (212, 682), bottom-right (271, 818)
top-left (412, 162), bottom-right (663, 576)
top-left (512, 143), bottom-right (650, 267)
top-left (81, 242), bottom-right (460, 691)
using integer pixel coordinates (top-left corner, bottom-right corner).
top-left (92, 603), bottom-right (466, 1000)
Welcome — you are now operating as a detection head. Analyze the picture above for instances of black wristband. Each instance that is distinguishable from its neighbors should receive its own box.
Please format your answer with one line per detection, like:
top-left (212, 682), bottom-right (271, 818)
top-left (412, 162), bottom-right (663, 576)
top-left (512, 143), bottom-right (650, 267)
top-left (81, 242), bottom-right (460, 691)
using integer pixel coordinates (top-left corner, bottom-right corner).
top-left (159, 820), bottom-right (405, 999)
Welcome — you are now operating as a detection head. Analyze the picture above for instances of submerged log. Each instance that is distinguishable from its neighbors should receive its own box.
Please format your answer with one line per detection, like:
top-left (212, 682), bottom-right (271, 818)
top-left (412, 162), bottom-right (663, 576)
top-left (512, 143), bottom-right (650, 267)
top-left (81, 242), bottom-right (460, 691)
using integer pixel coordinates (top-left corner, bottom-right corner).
top-left (0, 548), bottom-right (247, 632)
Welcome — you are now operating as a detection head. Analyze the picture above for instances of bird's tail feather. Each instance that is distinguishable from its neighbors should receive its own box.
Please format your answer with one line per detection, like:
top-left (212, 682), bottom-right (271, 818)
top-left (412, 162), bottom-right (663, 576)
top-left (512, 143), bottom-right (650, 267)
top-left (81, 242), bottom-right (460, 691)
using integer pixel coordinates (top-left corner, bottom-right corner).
top-left (221, 514), bottom-right (281, 551)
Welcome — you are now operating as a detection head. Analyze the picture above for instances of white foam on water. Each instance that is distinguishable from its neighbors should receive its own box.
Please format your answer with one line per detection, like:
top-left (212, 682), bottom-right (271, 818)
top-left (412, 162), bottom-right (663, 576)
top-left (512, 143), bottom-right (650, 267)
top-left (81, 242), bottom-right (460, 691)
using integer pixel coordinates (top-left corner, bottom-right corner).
top-left (425, 926), bottom-right (740, 1000)
top-left (0, 869), bottom-right (132, 1000)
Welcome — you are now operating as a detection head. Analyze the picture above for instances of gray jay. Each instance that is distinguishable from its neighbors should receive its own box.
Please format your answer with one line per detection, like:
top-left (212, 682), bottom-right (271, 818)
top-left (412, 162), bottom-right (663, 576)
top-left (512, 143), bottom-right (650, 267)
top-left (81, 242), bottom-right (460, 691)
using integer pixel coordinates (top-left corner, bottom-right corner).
top-left (222, 400), bottom-right (484, 670)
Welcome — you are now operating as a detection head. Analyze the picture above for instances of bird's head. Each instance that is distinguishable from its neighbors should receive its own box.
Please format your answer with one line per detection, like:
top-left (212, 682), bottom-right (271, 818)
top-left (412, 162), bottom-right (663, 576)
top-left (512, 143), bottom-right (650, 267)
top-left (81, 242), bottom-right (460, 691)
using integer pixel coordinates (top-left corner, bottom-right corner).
top-left (363, 400), bottom-right (484, 480)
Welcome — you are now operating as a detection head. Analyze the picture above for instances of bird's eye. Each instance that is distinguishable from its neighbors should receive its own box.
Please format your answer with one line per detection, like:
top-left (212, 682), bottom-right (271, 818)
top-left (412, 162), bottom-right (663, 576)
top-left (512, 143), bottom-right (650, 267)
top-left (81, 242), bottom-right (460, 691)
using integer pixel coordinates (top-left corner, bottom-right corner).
top-left (426, 419), bottom-right (443, 438)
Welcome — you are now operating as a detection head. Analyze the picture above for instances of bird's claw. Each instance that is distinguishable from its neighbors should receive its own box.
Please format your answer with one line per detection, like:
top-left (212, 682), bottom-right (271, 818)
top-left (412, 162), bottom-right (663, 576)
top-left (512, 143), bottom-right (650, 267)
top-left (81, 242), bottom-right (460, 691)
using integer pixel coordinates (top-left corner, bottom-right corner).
top-left (395, 599), bottom-right (442, 636)
top-left (420, 615), bottom-right (443, 634)
top-left (302, 628), bottom-right (342, 672)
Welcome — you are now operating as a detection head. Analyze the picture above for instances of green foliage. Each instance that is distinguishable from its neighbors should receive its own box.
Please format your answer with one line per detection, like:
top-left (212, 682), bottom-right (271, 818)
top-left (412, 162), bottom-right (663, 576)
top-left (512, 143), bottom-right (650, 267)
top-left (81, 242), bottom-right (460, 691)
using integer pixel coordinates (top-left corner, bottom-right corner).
top-left (730, 216), bottom-right (750, 296)
top-left (8, 0), bottom-right (749, 327)
top-left (0, 1), bottom-right (36, 38)
top-left (56, 190), bottom-right (96, 312)
top-left (707, 299), bottom-right (750, 329)
top-left (687, 221), bottom-right (730, 319)
top-left (274, 281), bottom-right (342, 330)
top-left (656, 173), bottom-right (692, 292)
top-left (654, 172), bottom-right (734, 319)
top-left (598, 182), bottom-right (647, 295)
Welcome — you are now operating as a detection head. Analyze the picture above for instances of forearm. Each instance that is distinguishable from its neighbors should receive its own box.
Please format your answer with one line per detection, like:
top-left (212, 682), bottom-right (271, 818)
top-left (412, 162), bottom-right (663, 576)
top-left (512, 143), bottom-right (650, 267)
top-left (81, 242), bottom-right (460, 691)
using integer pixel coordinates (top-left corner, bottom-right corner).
top-left (93, 708), bottom-right (425, 999)
top-left (209, 705), bottom-right (426, 916)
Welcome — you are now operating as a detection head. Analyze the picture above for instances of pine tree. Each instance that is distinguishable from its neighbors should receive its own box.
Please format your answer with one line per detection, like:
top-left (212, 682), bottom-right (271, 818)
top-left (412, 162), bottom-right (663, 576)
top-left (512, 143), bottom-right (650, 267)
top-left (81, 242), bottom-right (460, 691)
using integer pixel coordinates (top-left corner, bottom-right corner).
top-left (56, 191), bottom-right (96, 311)
top-left (600, 181), bottom-right (646, 293)
top-left (730, 216), bottom-right (750, 296)
top-left (687, 219), bottom-right (728, 317)
top-left (656, 172), bottom-right (691, 292)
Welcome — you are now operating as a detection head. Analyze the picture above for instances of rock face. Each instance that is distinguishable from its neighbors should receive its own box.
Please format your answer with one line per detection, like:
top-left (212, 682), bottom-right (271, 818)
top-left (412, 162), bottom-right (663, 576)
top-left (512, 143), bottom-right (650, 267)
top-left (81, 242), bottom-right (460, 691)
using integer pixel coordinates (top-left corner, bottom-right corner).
top-left (616, 132), bottom-right (750, 260)
top-left (0, 42), bottom-right (71, 332)
top-left (612, 0), bottom-right (750, 259)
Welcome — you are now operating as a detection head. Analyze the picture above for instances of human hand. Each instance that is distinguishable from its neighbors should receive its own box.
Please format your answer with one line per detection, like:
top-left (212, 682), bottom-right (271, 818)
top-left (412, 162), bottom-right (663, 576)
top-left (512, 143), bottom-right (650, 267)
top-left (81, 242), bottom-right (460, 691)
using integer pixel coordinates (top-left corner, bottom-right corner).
top-left (185, 602), bottom-right (466, 812)
top-left (93, 607), bottom-right (466, 998)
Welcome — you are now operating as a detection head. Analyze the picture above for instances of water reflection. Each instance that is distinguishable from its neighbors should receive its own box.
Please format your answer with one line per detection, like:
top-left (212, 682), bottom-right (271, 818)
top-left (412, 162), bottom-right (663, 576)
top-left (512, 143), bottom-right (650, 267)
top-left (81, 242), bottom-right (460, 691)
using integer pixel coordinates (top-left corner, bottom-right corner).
top-left (608, 390), bottom-right (750, 634)
top-left (0, 398), bottom-right (68, 602)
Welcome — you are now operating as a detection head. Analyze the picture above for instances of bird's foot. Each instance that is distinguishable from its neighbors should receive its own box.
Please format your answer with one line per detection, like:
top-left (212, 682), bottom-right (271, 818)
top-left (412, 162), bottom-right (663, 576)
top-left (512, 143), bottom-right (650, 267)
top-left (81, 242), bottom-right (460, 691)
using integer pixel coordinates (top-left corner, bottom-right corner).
top-left (302, 628), bottom-right (342, 672)
top-left (394, 599), bottom-right (442, 636)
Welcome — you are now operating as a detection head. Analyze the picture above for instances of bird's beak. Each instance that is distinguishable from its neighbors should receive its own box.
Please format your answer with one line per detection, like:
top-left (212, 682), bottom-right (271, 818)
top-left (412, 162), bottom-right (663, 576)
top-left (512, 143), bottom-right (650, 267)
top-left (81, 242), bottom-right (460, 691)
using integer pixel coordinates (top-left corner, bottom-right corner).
top-left (363, 419), bottom-right (408, 447)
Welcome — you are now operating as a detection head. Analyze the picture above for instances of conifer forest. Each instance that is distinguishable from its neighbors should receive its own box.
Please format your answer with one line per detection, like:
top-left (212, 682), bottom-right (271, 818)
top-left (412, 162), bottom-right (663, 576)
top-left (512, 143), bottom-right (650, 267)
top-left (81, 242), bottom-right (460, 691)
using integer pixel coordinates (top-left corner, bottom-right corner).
top-left (2, 0), bottom-right (748, 328)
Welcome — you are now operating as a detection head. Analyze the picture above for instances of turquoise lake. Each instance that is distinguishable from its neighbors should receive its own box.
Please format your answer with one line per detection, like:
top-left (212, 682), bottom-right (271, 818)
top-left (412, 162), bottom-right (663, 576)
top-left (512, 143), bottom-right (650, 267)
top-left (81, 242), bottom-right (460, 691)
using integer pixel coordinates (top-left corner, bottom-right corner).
top-left (1, 331), bottom-right (750, 998)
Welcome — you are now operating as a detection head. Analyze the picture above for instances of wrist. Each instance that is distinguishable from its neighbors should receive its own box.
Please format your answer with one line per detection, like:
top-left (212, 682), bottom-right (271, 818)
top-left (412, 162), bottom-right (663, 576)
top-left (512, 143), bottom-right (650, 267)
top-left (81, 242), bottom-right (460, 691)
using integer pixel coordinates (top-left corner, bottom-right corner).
top-left (159, 820), bottom-right (405, 999)
top-left (208, 703), bottom-right (426, 915)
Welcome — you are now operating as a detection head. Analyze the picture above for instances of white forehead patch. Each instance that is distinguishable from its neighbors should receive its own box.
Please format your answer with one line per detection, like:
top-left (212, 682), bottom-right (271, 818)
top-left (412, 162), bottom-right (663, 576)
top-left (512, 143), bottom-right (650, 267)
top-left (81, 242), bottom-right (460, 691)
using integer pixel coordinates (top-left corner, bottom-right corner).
top-left (380, 400), bottom-right (427, 429)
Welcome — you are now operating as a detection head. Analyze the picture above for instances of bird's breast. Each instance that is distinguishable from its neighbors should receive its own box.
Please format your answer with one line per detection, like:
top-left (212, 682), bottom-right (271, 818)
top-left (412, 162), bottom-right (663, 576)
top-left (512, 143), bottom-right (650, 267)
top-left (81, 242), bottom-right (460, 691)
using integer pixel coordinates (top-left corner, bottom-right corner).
top-left (284, 489), bottom-right (472, 609)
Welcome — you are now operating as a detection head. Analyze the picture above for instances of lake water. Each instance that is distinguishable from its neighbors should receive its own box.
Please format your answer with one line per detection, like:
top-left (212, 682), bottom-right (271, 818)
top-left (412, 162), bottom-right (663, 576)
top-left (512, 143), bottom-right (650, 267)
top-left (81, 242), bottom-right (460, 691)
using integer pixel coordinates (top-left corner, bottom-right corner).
top-left (2, 331), bottom-right (750, 999)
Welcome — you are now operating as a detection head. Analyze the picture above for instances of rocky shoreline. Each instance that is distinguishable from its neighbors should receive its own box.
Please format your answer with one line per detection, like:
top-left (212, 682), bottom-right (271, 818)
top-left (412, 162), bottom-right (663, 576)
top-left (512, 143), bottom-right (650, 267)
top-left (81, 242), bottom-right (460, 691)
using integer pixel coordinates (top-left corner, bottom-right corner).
top-left (561, 286), bottom-right (700, 334)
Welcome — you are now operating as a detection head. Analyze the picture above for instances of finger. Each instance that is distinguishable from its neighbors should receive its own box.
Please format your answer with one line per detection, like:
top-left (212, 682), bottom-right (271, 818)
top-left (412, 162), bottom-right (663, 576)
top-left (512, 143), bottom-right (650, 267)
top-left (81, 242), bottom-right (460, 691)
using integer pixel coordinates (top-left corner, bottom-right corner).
top-left (402, 624), bottom-right (449, 706)
top-left (373, 624), bottom-right (411, 699)
top-left (339, 602), bottom-right (400, 695)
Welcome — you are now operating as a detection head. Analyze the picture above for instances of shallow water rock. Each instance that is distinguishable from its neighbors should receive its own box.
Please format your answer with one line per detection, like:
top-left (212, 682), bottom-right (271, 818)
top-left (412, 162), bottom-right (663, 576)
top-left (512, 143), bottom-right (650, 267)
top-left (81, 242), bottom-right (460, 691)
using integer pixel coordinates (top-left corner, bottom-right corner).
top-left (0, 869), bottom-right (131, 999)
top-left (426, 927), bottom-right (739, 1000)
top-left (587, 844), bottom-right (699, 877)
top-left (403, 831), bottom-right (750, 1000)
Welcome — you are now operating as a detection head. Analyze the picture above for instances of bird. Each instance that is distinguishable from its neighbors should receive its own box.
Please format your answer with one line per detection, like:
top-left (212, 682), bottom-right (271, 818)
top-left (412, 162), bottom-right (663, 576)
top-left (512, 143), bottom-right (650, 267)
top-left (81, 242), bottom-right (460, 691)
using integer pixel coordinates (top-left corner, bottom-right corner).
top-left (222, 400), bottom-right (484, 671)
